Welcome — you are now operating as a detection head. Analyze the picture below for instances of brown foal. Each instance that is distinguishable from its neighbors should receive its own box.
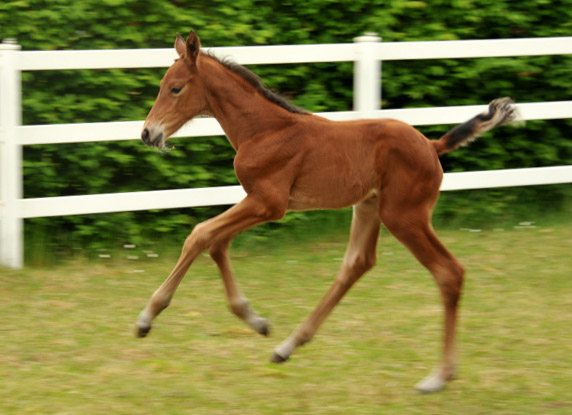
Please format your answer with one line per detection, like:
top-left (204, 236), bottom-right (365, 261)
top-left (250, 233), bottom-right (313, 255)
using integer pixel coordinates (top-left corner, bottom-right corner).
top-left (136, 31), bottom-right (518, 393)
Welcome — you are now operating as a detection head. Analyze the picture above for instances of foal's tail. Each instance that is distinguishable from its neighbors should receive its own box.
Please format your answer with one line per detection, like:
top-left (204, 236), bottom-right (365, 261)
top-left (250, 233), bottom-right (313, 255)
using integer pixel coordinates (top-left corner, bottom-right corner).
top-left (433, 97), bottom-right (519, 155)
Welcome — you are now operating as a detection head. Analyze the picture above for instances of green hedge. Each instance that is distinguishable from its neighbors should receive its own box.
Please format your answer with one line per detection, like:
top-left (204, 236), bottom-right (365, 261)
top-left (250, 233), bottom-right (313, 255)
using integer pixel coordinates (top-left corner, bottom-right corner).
top-left (1, 0), bottom-right (571, 260)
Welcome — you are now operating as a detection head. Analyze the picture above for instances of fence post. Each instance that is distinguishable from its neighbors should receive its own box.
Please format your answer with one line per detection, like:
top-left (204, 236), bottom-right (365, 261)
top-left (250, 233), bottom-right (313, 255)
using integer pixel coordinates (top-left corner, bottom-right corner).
top-left (0, 39), bottom-right (23, 269)
top-left (353, 33), bottom-right (381, 118)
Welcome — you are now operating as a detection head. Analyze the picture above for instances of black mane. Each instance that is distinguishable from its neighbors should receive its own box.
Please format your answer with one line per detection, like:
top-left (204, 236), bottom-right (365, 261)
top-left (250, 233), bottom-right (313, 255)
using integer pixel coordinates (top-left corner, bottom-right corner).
top-left (205, 51), bottom-right (309, 115)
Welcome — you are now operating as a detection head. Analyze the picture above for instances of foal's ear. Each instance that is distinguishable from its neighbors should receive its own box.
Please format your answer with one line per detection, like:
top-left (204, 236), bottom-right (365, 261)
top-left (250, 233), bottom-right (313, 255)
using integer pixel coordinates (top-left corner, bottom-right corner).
top-left (175, 33), bottom-right (186, 58)
top-left (186, 30), bottom-right (201, 65)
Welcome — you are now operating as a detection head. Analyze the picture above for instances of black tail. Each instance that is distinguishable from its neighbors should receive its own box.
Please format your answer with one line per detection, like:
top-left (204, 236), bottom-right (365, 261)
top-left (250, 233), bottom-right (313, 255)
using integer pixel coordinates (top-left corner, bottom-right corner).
top-left (433, 97), bottom-right (519, 155)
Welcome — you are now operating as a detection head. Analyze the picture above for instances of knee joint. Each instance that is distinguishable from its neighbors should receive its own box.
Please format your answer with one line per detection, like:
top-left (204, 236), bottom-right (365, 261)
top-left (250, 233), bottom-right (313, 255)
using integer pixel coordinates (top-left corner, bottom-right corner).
top-left (257, 204), bottom-right (286, 222)
top-left (184, 223), bottom-right (210, 252)
top-left (345, 252), bottom-right (377, 276)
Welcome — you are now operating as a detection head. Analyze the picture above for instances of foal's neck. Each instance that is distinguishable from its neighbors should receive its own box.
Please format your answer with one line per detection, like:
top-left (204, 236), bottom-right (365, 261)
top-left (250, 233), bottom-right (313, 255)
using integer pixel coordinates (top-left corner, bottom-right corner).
top-left (200, 56), bottom-right (300, 150)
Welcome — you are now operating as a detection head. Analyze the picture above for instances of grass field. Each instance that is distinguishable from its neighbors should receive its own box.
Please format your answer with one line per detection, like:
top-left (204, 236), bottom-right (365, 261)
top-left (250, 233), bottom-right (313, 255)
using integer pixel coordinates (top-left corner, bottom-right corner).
top-left (1, 222), bottom-right (571, 414)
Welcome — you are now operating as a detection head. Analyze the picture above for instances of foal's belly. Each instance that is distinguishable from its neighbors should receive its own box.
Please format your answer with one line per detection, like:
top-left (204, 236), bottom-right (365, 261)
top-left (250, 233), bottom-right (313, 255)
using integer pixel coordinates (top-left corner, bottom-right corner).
top-left (287, 150), bottom-right (380, 210)
top-left (287, 178), bottom-right (377, 211)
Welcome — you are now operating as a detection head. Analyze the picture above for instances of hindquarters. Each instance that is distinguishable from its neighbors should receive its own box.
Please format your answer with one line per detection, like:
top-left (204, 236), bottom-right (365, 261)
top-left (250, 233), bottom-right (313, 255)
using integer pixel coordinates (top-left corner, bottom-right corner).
top-left (376, 120), bottom-right (444, 219)
top-left (376, 120), bottom-right (452, 283)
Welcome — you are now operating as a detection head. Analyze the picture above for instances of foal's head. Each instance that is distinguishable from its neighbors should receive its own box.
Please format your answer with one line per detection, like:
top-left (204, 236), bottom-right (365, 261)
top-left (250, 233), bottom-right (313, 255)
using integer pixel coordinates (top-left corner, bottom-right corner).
top-left (141, 31), bottom-right (208, 149)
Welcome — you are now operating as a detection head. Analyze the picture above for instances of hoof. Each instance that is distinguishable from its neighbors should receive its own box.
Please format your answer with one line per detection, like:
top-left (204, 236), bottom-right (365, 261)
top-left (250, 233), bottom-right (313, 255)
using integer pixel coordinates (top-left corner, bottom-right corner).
top-left (257, 324), bottom-right (270, 336)
top-left (415, 373), bottom-right (446, 394)
top-left (253, 318), bottom-right (270, 336)
top-left (135, 324), bottom-right (151, 338)
top-left (270, 351), bottom-right (289, 364)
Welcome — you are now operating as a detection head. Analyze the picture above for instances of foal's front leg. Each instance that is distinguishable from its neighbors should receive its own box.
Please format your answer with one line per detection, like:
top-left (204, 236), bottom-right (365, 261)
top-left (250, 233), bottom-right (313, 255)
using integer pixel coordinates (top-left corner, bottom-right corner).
top-left (209, 239), bottom-right (270, 335)
top-left (135, 195), bottom-right (284, 338)
top-left (272, 198), bottom-right (381, 362)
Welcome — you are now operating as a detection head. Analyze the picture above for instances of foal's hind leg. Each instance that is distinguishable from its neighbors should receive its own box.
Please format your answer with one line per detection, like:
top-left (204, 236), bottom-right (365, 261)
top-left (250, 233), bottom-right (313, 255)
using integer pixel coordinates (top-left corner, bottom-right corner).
top-left (209, 239), bottom-right (270, 335)
top-left (381, 208), bottom-right (465, 393)
top-left (272, 198), bottom-right (381, 362)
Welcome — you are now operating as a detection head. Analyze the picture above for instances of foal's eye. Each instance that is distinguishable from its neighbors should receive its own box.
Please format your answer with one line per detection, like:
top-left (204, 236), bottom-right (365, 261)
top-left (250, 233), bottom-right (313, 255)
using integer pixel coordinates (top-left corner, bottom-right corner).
top-left (170, 86), bottom-right (183, 95)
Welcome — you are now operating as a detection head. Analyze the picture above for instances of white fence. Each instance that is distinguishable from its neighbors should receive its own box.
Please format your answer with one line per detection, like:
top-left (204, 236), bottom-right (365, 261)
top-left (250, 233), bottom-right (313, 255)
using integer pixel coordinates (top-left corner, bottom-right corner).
top-left (1, 35), bottom-right (572, 268)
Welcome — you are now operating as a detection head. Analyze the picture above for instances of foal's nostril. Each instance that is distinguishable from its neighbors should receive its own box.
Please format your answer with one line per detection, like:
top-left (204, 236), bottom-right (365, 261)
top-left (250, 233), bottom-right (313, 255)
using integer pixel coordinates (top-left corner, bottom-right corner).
top-left (141, 128), bottom-right (150, 144)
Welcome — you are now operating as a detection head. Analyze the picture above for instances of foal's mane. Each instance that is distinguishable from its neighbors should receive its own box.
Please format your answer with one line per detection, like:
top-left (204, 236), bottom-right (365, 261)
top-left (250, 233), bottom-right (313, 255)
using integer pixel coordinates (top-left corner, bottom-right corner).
top-left (204, 51), bottom-right (309, 115)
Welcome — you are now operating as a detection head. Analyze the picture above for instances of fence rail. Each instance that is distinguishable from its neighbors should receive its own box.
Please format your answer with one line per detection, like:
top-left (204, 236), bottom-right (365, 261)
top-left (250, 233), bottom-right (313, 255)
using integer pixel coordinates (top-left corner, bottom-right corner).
top-left (17, 101), bottom-right (572, 146)
top-left (1, 35), bottom-right (571, 268)
top-left (16, 36), bottom-right (572, 70)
